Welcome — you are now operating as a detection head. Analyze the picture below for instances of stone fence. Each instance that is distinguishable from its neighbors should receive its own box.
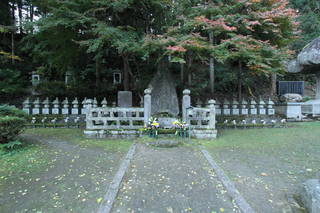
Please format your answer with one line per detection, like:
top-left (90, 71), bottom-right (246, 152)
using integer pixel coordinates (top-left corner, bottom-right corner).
top-left (22, 97), bottom-right (113, 115)
top-left (182, 90), bottom-right (275, 118)
top-left (84, 89), bottom-right (151, 138)
top-left (182, 90), bottom-right (217, 138)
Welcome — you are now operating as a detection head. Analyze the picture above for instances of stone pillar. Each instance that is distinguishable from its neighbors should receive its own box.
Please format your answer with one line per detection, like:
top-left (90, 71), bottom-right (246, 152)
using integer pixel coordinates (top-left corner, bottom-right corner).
top-left (182, 89), bottom-right (191, 122)
top-left (42, 98), bottom-right (50, 114)
top-left (267, 98), bottom-right (275, 115)
top-left (316, 73), bottom-right (320, 99)
top-left (231, 99), bottom-right (239, 115)
top-left (81, 98), bottom-right (87, 114)
top-left (215, 100), bottom-right (221, 115)
top-left (72, 98), bottom-right (79, 115)
top-left (22, 98), bottom-right (31, 114)
top-left (85, 99), bottom-right (93, 117)
top-left (223, 99), bottom-right (230, 115)
top-left (93, 97), bottom-right (98, 108)
top-left (240, 99), bottom-right (248, 115)
top-left (258, 98), bottom-right (266, 115)
top-left (62, 98), bottom-right (69, 114)
top-left (32, 98), bottom-right (40, 115)
top-left (208, 99), bottom-right (216, 129)
top-left (249, 99), bottom-right (257, 115)
top-left (101, 98), bottom-right (108, 108)
top-left (144, 88), bottom-right (152, 124)
top-left (52, 98), bottom-right (60, 115)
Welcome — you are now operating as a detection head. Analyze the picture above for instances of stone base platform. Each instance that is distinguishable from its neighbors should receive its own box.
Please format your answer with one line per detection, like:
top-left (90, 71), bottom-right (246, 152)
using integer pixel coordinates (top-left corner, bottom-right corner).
top-left (84, 130), bottom-right (141, 139)
top-left (191, 129), bottom-right (217, 139)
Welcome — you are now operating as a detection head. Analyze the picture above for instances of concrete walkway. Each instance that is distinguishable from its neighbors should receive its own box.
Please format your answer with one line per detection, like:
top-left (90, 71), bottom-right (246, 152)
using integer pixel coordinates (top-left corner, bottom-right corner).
top-left (110, 144), bottom-right (240, 213)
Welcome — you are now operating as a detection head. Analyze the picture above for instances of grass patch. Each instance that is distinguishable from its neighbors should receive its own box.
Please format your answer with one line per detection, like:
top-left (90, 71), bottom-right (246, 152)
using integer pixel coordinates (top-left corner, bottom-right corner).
top-left (0, 139), bottom-right (51, 194)
top-left (25, 128), bottom-right (132, 152)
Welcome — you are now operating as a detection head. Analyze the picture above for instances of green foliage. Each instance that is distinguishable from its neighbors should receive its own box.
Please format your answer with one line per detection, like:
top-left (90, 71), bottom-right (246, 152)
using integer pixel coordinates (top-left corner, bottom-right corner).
top-left (0, 116), bottom-right (26, 144)
top-left (0, 140), bottom-right (23, 150)
top-left (0, 69), bottom-right (27, 99)
top-left (0, 105), bottom-right (29, 120)
top-left (290, 0), bottom-right (320, 51)
top-left (0, 105), bottom-right (28, 144)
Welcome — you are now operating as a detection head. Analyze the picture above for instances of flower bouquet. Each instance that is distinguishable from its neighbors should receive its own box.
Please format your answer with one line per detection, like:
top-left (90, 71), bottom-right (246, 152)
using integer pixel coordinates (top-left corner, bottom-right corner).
top-left (172, 120), bottom-right (189, 138)
top-left (144, 117), bottom-right (160, 138)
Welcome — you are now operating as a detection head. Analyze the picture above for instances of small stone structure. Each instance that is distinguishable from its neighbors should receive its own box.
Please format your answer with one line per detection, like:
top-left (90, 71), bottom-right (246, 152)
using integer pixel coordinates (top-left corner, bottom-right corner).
top-left (182, 90), bottom-right (217, 139)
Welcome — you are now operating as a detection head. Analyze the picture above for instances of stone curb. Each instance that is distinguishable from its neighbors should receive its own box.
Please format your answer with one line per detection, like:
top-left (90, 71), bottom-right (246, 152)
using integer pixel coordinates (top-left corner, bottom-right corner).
top-left (97, 143), bottom-right (137, 213)
top-left (200, 147), bottom-right (255, 213)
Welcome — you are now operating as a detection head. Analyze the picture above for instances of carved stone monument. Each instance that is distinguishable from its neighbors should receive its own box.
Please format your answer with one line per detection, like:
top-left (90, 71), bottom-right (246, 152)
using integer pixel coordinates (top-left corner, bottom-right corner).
top-left (149, 68), bottom-right (179, 116)
top-left (118, 91), bottom-right (132, 107)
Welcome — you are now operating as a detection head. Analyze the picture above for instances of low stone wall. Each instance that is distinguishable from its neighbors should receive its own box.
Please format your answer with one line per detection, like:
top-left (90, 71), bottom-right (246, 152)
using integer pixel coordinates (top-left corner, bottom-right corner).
top-left (22, 97), bottom-right (118, 115)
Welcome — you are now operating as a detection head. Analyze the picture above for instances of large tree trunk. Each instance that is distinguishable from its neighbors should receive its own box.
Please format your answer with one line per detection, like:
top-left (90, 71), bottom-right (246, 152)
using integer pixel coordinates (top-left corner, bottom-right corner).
top-left (238, 61), bottom-right (242, 100)
top-left (180, 63), bottom-right (184, 85)
top-left (123, 55), bottom-right (130, 91)
top-left (209, 31), bottom-right (215, 97)
top-left (17, 0), bottom-right (23, 34)
top-left (270, 73), bottom-right (277, 97)
top-left (187, 55), bottom-right (193, 87)
top-left (11, 2), bottom-right (15, 65)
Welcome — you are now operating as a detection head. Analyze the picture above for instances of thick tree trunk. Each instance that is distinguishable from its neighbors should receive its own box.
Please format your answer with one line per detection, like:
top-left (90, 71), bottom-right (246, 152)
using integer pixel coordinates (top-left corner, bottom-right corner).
top-left (238, 61), bottom-right (242, 100)
top-left (209, 32), bottom-right (214, 97)
top-left (180, 63), bottom-right (184, 85)
top-left (11, 2), bottom-right (15, 64)
top-left (17, 0), bottom-right (23, 34)
top-left (270, 73), bottom-right (277, 97)
top-left (187, 55), bottom-right (193, 87)
top-left (123, 55), bottom-right (130, 91)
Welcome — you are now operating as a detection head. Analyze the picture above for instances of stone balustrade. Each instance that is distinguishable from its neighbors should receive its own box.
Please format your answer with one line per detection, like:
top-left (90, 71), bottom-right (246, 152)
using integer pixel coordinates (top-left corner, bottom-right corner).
top-left (86, 107), bottom-right (145, 130)
top-left (22, 97), bottom-right (109, 115)
top-left (205, 98), bottom-right (275, 116)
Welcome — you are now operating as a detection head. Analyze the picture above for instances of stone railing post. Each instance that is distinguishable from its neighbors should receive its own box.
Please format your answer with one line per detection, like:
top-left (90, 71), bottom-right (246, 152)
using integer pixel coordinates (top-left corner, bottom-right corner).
top-left (22, 98), bottom-right (31, 114)
top-left (93, 97), bottom-right (98, 108)
top-left (231, 99), bottom-right (239, 115)
top-left (182, 89), bottom-right (191, 122)
top-left (62, 98), bottom-right (69, 114)
top-left (215, 100), bottom-right (221, 115)
top-left (42, 97), bottom-right (50, 114)
top-left (258, 98), bottom-right (266, 115)
top-left (81, 98), bottom-right (87, 115)
top-left (72, 98), bottom-right (79, 115)
top-left (144, 88), bottom-right (152, 124)
top-left (267, 98), bottom-right (275, 115)
top-left (208, 99), bottom-right (216, 129)
top-left (223, 99), bottom-right (230, 115)
top-left (52, 98), bottom-right (60, 114)
top-left (101, 98), bottom-right (108, 108)
top-left (241, 99), bottom-right (248, 115)
top-left (249, 98), bottom-right (257, 115)
top-left (32, 98), bottom-right (40, 115)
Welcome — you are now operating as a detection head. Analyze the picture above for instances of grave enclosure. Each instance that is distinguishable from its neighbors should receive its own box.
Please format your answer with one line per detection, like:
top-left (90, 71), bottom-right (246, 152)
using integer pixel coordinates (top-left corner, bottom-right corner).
top-left (22, 89), bottom-right (276, 139)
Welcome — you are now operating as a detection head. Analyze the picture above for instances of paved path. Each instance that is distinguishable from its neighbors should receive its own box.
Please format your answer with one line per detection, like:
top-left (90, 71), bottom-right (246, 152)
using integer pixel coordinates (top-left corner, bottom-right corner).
top-left (111, 144), bottom-right (240, 213)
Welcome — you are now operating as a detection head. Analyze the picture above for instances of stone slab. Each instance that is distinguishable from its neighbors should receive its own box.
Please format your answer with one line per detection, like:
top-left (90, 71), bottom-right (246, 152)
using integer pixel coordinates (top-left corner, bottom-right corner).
top-left (32, 108), bottom-right (40, 115)
top-left (42, 108), bottom-right (50, 115)
top-left (118, 91), bottom-right (132, 107)
top-left (232, 109), bottom-right (240, 115)
top-left (241, 109), bottom-right (249, 115)
top-left (52, 108), bottom-right (60, 114)
top-left (72, 109), bottom-right (79, 115)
